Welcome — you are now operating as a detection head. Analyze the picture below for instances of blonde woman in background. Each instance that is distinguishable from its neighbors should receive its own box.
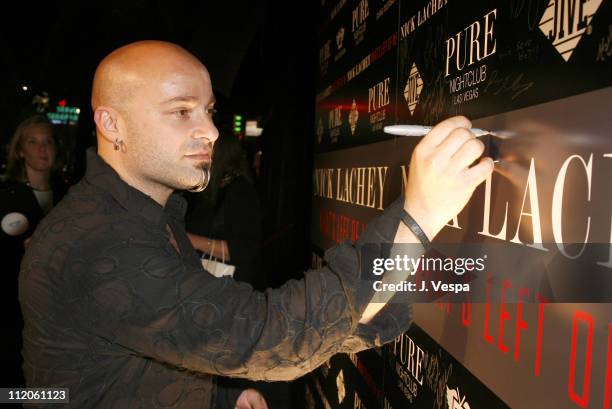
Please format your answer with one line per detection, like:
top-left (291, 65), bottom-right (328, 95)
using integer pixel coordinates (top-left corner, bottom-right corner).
top-left (1, 115), bottom-right (68, 387)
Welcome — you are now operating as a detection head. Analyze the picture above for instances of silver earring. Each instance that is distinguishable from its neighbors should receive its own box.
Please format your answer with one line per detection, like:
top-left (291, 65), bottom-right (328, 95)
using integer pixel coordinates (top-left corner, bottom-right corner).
top-left (187, 167), bottom-right (210, 192)
top-left (113, 138), bottom-right (123, 151)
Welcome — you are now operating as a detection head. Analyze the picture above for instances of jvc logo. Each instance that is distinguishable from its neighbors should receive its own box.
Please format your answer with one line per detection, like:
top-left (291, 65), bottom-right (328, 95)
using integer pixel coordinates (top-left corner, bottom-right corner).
top-left (539, 0), bottom-right (603, 61)
top-left (404, 63), bottom-right (423, 115)
top-left (548, 0), bottom-right (589, 41)
top-left (446, 386), bottom-right (471, 409)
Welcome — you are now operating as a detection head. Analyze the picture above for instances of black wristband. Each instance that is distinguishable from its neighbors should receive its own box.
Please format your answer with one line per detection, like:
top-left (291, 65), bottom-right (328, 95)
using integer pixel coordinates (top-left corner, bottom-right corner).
top-left (399, 208), bottom-right (432, 251)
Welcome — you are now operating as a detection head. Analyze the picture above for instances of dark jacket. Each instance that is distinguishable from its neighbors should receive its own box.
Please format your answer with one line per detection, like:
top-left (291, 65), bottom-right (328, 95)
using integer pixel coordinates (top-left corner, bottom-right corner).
top-left (0, 177), bottom-right (68, 243)
top-left (1, 176), bottom-right (68, 386)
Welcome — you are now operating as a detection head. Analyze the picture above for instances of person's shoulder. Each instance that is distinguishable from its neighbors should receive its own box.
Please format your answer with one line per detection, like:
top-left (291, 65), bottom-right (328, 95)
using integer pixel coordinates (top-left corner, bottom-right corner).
top-left (26, 184), bottom-right (150, 269)
top-left (35, 180), bottom-right (132, 241)
top-left (0, 180), bottom-right (39, 240)
top-left (0, 179), bottom-right (31, 195)
top-left (0, 179), bottom-right (40, 216)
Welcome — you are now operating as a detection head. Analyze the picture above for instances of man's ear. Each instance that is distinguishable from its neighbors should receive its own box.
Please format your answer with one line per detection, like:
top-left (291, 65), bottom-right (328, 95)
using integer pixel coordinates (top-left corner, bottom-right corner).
top-left (93, 106), bottom-right (121, 142)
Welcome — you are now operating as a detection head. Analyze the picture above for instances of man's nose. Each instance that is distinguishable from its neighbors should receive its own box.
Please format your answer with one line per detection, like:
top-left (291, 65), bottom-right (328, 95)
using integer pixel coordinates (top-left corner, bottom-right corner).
top-left (194, 120), bottom-right (219, 143)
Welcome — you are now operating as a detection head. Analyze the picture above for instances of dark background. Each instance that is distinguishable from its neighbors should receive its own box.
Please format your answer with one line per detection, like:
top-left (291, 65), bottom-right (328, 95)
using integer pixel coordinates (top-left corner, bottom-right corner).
top-left (0, 0), bottom-right (317, 287)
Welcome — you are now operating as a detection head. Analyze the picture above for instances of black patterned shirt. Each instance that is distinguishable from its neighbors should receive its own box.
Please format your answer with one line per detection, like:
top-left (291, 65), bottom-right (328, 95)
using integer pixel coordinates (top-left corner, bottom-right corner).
top-left (19, 148), bottom-right (412, 408)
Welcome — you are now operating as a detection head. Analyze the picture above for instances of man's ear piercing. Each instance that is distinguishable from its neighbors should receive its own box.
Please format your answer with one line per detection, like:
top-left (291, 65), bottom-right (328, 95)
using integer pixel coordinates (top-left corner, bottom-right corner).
top-left (113, 138), bottom-right (123, 152)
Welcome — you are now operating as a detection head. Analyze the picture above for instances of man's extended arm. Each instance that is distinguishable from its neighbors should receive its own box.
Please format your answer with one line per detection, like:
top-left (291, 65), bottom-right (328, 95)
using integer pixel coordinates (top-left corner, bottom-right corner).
top-left (72, 116), bottom-right (493, 381)
top-left (360, 116), bottom-right (494, 322)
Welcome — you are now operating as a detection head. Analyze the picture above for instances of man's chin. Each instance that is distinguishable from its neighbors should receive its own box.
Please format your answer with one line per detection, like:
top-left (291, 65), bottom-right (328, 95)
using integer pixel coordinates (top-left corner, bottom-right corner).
top-left (179, 168), bottom-right (209, 191)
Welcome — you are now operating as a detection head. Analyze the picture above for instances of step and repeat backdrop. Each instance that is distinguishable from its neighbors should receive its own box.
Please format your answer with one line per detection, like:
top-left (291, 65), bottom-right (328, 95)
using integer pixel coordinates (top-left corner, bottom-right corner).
top-left (308, 0), bottom-right (612, 408)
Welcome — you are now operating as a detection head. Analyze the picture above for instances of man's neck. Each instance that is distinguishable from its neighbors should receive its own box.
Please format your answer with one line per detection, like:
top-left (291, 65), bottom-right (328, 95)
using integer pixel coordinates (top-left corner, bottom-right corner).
top-left (98, 150), bottom-right (172, 206)
top-left (140, 182), bottom-right (173, 207)
top-left (117, 170), bottom-right (172, 207)
top-left (25, 166), bottom-right (51, 190)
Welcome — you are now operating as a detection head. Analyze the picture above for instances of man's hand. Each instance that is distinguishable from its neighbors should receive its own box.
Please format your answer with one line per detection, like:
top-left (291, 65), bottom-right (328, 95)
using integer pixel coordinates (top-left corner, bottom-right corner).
top-left (404, 116), bottom-right (494, 240)
top-left (235, 388), bottom-right (268, 409)
top-left (361, 116), bottom-right (494, 324)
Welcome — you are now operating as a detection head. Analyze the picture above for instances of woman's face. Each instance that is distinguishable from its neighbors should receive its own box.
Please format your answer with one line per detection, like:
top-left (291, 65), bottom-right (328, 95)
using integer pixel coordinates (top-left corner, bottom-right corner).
top-left (20, 125), bottom-right (56, 173)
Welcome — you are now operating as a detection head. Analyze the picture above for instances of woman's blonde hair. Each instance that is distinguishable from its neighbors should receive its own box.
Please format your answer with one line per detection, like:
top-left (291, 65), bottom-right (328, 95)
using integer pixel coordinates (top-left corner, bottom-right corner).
top-left (5, 115), bottom-right (57, 183)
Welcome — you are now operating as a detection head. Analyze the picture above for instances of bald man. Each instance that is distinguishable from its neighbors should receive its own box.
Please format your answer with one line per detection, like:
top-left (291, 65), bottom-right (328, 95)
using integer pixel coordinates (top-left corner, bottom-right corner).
top-left (19, 41), bottom-right (493, 408)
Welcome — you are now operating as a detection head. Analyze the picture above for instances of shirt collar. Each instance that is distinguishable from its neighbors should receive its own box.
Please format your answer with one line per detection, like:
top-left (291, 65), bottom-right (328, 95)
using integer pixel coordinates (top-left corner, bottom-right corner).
top-left (84, 148), bottom-right (187, 226)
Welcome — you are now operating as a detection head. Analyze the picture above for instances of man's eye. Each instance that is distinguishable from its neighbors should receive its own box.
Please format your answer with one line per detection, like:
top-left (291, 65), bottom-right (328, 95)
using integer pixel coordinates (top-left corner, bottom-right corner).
top-left (173, 109), bottom-right (191, 119)
top-left (205, 108), bottom-right (217, 116)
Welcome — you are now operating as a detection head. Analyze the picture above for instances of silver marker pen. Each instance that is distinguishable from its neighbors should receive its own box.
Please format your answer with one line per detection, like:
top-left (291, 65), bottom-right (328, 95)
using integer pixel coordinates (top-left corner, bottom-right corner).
top-left (383, 124), bottom-right (495, 137)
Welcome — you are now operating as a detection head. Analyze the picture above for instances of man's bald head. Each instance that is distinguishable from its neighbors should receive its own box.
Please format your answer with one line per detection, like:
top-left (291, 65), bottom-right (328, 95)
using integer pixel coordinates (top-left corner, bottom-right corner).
top-left (91, 41), bottom-right (206, 113)
top-left (90, 40), bottom-right (218, 205)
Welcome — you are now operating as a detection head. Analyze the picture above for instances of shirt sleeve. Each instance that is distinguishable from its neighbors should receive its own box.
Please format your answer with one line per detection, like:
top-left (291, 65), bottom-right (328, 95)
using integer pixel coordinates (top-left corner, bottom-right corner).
top-left (72, 198), bottom-right (412, 382)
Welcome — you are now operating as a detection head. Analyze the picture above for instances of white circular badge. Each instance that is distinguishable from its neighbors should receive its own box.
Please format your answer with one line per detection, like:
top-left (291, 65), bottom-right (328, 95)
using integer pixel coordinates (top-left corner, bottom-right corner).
top-left (1, 212), bottom-right (29, 236)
